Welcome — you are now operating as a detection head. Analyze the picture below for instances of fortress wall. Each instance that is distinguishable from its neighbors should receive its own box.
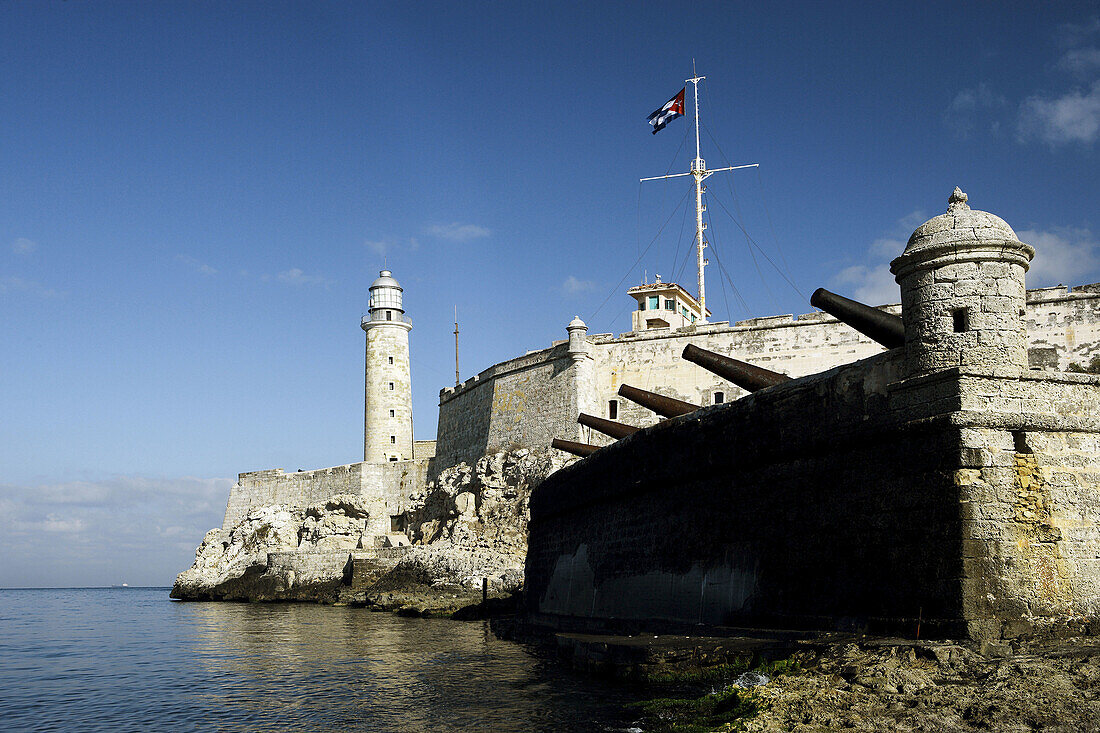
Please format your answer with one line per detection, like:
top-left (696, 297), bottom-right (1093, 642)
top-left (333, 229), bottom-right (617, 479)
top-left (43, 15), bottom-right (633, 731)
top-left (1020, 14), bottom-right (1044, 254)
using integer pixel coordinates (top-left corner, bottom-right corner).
top-left (1025, 285), bottom-right (1100, 370)
top-left (525, 351), bottom-right (973, 635)
top-left (224, 464), bottom-right (367, 529)
top-left (947, 371), bottom-right (1100, 638)
top-left (435, 344), bottom-right (580, 470)
top-left (584, 314), bottom-right (892, 440)
top-left (223, 458), bottom-right (432, 530)
top-left (525, 355), bottom-right (1100, 639)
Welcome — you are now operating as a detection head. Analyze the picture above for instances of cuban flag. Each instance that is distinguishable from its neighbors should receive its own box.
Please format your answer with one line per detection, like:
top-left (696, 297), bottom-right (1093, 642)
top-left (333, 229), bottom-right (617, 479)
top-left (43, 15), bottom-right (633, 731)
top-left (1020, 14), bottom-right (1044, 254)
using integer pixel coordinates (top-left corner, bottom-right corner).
top-left (647, 87), bottom-right (686, 134)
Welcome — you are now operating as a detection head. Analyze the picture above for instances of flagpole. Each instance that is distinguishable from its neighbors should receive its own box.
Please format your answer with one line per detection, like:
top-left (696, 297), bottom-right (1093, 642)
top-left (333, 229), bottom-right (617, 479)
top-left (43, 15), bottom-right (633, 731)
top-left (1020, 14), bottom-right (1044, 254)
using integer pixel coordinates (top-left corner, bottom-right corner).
top-left (688, 71), bottom-right (707, 322)
top-left (641, 69), bottom-right (758, 326)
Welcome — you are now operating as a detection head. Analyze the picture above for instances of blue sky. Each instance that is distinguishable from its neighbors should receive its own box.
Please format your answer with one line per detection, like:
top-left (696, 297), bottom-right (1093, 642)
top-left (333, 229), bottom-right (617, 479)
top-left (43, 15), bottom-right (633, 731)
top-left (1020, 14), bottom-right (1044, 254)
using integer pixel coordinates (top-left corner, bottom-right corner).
top-left (2, 1), bottom-right (1099, 586)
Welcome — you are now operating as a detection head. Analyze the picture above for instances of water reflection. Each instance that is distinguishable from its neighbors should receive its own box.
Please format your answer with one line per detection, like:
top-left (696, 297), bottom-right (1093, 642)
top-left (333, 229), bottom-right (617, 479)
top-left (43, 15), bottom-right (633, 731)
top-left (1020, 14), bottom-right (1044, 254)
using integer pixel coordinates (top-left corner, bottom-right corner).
top-left (0, 589), bottom-right (638, 732)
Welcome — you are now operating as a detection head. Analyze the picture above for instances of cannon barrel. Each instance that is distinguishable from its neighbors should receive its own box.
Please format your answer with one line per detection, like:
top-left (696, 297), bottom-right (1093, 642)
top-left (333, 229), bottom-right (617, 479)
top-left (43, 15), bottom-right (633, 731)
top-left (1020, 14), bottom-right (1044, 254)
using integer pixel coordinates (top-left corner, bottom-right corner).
top-left (551, 438), bottom-right (600, 457)
top-left (810, 288), bottom-right (905, 349)
top-left (617, 384), bottom-right (697, 418)
top-left (578, 412), bottom-right (639, 439)
top-left (681, 343), bottom-right (791, 392)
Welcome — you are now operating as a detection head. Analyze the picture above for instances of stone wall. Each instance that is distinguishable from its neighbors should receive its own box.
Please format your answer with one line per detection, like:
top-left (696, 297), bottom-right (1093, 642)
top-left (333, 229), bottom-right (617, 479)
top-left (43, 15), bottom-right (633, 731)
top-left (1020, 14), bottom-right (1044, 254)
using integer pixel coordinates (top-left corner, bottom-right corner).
top-left (434, 343), bottom-right (582, 469)
top-left (435, 284), bottom-right (1100, 458)
top-left (1025, 285), bottom-right (1100, 371)
top-left (523, 352), bottom-right (1100, 640)
top-left (223, 458), bottom-right (432, 530)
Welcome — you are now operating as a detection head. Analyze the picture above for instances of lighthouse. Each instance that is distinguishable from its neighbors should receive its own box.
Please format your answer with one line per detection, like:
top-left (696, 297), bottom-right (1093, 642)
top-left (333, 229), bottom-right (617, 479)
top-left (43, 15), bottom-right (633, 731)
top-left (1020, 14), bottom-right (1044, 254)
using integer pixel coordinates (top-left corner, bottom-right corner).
top-left (361, 269), bottom-right (414, 462)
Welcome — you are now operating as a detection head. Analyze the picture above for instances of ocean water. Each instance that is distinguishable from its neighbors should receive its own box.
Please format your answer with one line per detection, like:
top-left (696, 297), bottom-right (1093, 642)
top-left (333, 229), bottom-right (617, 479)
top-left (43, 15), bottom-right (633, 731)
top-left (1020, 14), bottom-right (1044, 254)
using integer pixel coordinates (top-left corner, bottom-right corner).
top-left (0, 588), bottom-right (641, 732)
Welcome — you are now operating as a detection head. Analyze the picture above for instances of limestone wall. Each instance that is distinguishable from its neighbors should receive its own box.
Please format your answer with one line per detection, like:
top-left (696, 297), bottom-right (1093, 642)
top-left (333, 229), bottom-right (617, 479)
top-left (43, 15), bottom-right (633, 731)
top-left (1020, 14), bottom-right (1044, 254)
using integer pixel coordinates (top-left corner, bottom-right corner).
top-left (223, 458), bottom-right (431, 530)
top-left (525, 351), bottom-right (977, 635)
top-left (434, 343), bottom-right (582, 469)
top-left (524, 354), bottom-right (1100, 639)
top-left (1025, 285), bottom-right (1100, 371)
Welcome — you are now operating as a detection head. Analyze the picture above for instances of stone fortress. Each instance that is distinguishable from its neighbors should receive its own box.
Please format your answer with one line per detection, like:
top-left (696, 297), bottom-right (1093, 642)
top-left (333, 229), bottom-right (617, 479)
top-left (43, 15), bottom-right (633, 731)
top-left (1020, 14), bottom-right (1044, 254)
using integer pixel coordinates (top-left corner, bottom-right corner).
top-left (203, 188), bottom-right (1100, 639)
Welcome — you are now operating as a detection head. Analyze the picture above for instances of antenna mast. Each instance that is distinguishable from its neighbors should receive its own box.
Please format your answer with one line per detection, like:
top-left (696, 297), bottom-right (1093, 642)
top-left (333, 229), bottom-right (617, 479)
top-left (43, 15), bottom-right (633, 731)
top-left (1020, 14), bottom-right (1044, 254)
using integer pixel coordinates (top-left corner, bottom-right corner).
top-left (640, 65), bottom-right (758, 324)
top-left (453, 305), bottom-right (460, 386)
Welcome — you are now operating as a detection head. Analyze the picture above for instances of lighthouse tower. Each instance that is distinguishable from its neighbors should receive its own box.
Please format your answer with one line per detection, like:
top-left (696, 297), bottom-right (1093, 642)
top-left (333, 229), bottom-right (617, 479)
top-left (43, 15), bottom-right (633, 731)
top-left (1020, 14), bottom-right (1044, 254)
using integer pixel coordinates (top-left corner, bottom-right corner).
top-left (361, 269), bottom-right (414, 462)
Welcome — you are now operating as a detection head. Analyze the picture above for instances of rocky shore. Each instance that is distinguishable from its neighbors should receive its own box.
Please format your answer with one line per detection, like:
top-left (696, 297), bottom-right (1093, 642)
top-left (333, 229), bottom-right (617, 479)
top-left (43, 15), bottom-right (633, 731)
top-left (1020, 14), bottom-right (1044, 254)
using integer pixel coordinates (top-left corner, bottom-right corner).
top-left (171, 449), bottom-right (565, 614)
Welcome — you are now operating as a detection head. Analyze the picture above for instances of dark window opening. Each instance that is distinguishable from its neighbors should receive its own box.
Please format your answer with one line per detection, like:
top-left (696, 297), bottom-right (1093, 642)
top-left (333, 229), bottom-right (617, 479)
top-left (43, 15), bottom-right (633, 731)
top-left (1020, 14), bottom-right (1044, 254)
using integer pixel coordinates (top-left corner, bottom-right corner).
top-left (389, 409), bottom-right (395, 417)
top-left (608, 400), bottom-right (618, 419)
top-left (390, 435), bottom-right (396, 444)
top-left (386, 310), bottom-right (392, 321)
top-left (390, 515), bottom-right (403, 533)
top-left (388, 356), bottom-right (394, 364)
top-left (952, 308), bottom-right (969, 333)
top-left (638, 300), bottom-right (645, 311)
top-left (388, 382), bottom-right (394, 390)
top-left (388, 456), bottom-right (398, 462)
top-left (1013, 431), bottom-right (1032, 454)
top-left (714, 391), bottom-right (724, 404)
top-left (664, 299), bottom-right (674, 310)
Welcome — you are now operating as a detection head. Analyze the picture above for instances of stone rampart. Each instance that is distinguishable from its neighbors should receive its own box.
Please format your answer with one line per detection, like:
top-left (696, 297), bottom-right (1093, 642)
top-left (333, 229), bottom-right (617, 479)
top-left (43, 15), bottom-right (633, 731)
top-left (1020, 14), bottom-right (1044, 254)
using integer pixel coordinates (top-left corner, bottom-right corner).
top-left (523, 349), bottom-right (1100, 639)
top-left (223, 458), bottom-right (432, 530)
top-left (434, 343), bottom-right (581, 469)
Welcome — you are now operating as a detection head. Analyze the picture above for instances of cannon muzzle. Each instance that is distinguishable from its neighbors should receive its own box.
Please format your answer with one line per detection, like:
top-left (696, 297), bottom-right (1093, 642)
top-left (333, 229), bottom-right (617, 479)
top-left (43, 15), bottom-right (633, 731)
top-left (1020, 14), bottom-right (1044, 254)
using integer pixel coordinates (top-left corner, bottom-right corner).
top-left (810, 288), bottom-right (905, 349)
top-left (681, 343), bottom-right (791, 392)
top-left (578, 412), bottom-right (639, 439)
top-left (551, 438), bottom-right (600, 457)
top-left (617, 384), bottom-right (697, 418)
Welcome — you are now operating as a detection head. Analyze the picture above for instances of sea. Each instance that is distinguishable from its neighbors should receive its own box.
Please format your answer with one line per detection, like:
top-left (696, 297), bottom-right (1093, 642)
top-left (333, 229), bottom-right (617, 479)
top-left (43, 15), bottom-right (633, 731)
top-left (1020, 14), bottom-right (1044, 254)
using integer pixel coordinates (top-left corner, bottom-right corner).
top-left (0, 587), bottom-right (644, 732)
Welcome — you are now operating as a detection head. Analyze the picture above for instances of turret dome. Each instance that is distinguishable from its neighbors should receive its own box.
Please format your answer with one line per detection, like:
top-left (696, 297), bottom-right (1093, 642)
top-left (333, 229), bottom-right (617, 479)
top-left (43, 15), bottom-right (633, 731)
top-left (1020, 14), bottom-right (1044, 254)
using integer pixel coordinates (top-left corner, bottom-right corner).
top-left (902, 188), bottom-right (1020, 257)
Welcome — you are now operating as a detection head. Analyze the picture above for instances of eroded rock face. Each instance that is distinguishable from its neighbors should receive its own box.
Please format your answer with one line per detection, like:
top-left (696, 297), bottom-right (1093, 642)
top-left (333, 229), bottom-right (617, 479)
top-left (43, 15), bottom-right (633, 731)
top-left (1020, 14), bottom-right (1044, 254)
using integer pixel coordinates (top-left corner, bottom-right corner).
top-left (172, 451), bottom-right (564, 607)
top-left (403, 448), bottom-right (565, 551)
top-left (171, 494), bottom-right (377, 601)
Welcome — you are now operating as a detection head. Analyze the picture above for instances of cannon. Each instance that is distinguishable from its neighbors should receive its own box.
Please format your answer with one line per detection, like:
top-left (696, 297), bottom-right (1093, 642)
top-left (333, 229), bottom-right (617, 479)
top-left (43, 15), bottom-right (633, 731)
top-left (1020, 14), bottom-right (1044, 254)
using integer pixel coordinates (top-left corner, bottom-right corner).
top-left (681, 343), bottom-right (791, 392)
top-left (578, 412), bottom-right (640, 439)
top-left (551, 438), bottom-right (601, 457)
top-left (810, 288), bottom-right (905, 349)
top-left (617, 384), bottom-right (697, 418)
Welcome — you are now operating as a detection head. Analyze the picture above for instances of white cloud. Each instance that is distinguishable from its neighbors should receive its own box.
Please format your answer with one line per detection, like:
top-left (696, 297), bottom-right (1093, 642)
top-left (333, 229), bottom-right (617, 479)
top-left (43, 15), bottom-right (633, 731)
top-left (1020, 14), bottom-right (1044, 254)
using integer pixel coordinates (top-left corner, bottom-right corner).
top-left (943, 83), bottom-right (1006, 138)
top-left (274, 268), bottom-right (329, 286)
top-left (427, 222), bottom-right (491, 242)
top-left (562, 275), bottom-right (597, 295)
top-left (175, 254), bottom-right (217, 276)
top-left (1055, 17), bottom-right (1100, 49)
top-left (1017, 227), bottom-right (1100, 287)
top-left (1018, 81), bottom-right (1100, 145)
top-left (833, 265), bottom-right (900, 307)
top-left (828, 213), bottom-right (921, 306)
top-left (1058, 46), bottom-right (1100, 76)
top-left (0, 276), bottom-right (60, 298)
top-left (0, 475), bottom-right (232, 587)
top-left (11, 238), bottom-right (37, 255)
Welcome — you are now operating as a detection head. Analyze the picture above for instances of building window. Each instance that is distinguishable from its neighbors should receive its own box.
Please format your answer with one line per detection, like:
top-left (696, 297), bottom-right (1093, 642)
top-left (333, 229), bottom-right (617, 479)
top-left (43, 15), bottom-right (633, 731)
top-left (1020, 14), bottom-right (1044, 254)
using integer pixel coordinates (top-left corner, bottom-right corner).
top-left (952, 308), bottom-right (969, 333)
top-left (608, 400), bottom-right (618, 419)
top-left (390, 515), bottom-right (403, 533)
top-left (388, 456), bottom-right (397, 462)
top-left (714, 391), bottom-right (724, 404)
top-left (664, 299), bottom-right (674, 310)
top-left (389, 409), bottom-right (395, 417)
top-left (388, 356), bottom-right (394, 364)
top-left (691, 314), bottom-right (696, 323)
top-left (386, 310), bottom-right (393, 320)
top-left (388, 382), bottom-right (394, 390)
top-left (648, 295), bottom-right (659, 310)
top-left (390, 435), bottom-right (396, 444)
top-left (681, 306), bottom-right (690, 318)
top-left (638, 300), bottom-right (646, 311)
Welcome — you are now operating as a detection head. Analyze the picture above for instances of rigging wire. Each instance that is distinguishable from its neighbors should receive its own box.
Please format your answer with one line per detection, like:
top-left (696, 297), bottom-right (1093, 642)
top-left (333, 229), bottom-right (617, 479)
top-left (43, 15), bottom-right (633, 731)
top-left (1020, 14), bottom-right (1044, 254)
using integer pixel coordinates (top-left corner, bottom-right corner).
top-left (708, 191), bottom-right (806, 301)
top-left (702, 200), bottom-right (751, 317)
top-left (669, 189), bottom-right (694, 282)
top-left (754, 166), bottom-right (792, 275)
top-left (590, 184), bottom-right (693, 326)
top-left (708, 183), bottom-right (781, 314)
top-left (704, 210), bottom-right (735, 321)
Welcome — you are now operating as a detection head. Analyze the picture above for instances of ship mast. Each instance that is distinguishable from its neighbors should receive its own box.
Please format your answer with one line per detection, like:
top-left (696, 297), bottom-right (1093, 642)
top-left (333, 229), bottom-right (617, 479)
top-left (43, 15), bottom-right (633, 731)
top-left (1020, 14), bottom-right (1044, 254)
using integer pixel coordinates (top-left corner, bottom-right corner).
top-left (640, 66), bottom-right (758, 324)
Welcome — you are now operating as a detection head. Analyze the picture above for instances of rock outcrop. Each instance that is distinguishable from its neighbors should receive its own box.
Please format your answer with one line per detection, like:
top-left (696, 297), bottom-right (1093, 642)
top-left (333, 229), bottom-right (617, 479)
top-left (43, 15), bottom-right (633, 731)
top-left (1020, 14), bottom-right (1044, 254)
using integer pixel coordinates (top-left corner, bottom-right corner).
top-left (172, 449), bottom-right (567, 609)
